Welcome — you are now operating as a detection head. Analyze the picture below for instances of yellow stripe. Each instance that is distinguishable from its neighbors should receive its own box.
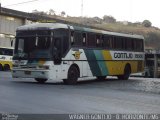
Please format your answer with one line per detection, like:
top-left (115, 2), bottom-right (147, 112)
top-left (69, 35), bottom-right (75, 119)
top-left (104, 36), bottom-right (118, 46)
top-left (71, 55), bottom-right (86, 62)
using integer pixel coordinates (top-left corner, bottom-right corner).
top-left (102, 50), bottom-right (112, 60)
top-left (101, 50), bottom-right (144, 75)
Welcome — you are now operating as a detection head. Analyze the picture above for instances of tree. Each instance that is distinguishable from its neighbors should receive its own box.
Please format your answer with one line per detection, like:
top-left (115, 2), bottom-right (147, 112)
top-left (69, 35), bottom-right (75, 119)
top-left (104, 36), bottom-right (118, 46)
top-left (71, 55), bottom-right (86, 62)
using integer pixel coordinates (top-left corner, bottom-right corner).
top-left (103, 15), bottom-right (116, 23)
top-left (93, 17), bottom-right (103, 24)
top-left (49, 9), bottom-right (55, 15)
top-left (142, 20), bottom-right (152, 27)
top-left (61, 11), bottom-right (66, 17)
top-left (32, 9), bottom-right (47, 15)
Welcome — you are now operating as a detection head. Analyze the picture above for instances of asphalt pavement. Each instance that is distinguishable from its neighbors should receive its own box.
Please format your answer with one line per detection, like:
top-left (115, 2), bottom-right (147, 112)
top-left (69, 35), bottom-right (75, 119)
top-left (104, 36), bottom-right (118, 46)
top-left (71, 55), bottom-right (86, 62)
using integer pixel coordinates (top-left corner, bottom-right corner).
top-left (0, 71), bottom-right (160, 113)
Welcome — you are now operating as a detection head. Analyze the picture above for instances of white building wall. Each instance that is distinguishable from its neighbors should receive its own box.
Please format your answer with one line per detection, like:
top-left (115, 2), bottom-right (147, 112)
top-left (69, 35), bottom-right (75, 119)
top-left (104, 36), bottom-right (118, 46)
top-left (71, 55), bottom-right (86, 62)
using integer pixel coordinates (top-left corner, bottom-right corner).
top-left (0, 15), bottom-right (24, 47)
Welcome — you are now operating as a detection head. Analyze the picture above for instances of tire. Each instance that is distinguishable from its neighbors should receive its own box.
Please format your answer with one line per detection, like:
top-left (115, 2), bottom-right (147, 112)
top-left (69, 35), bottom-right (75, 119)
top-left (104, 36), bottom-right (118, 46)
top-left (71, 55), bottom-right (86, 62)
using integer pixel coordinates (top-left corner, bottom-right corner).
top-left (35, 78), bottom-right (47, 84)
top-left (96, 76), bottom-right (106, 80)
top-left (63, 65), bottom-right (79, 85)
top-left (117, 65), bottom-right (131, 80)
top-left (0, 64), bottom-right (3, 71)
top-left (3, 64), bottom-right (10, 71)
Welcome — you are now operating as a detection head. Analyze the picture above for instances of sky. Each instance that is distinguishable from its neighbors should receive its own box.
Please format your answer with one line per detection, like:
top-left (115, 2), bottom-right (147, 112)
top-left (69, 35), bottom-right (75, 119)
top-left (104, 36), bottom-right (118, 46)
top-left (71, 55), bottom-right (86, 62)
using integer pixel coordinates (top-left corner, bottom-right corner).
top-left (1, 0), bottom-right (160, 28)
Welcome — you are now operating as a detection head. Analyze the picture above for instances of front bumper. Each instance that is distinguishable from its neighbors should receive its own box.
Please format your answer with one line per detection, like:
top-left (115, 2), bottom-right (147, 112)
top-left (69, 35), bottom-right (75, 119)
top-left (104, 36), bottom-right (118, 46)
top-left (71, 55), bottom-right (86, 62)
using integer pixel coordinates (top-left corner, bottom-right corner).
top-left (12, 68), bottom-right (50, 79)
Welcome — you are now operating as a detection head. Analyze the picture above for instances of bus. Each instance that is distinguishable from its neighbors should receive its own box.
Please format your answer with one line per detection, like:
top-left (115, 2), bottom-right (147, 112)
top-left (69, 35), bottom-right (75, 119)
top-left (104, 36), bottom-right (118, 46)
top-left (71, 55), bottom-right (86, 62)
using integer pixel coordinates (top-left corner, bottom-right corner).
top-left (0, 46), bottom-right (13, 71)
top-left (12, 23), bottom-right (144, 84)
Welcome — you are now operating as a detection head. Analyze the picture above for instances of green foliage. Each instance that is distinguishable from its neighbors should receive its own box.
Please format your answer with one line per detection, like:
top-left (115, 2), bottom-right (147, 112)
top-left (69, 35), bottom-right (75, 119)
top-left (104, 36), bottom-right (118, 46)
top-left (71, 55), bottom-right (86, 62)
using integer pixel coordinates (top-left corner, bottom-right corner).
top-left (61, 11), bottom-right (66, 17)
top-left (103, 15), bottom-right (116, 23)
top-left (142, 20), bottom-right (152, 27)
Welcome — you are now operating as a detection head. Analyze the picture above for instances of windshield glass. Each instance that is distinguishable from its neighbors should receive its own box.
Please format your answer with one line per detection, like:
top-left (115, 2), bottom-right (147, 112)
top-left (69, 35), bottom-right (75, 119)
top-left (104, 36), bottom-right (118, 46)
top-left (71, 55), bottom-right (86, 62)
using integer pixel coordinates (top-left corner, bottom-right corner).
top-left (14, 30), bottom-right (52, 59)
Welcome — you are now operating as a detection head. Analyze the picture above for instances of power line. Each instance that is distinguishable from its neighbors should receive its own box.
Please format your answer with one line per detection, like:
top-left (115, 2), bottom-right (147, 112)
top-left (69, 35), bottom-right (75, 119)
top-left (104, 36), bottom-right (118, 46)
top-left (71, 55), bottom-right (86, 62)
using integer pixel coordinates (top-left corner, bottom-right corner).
top-left (4, 0), bottom-right (39, 7)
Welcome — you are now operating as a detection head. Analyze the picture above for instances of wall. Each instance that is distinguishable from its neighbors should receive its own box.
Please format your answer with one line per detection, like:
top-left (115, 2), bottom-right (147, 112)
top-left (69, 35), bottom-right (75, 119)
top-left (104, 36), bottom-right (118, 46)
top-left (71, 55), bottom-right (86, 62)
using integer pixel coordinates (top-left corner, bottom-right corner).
top-left (0, 15), bottom-right (24, 47)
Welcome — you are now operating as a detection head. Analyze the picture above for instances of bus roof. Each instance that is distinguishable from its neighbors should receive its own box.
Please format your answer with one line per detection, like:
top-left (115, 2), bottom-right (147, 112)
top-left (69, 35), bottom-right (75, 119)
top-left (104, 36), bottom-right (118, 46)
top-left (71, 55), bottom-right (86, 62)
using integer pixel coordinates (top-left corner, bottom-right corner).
top-left (17, 23), bottom-right (68, 31)
top-left (17, 23), bottom-right (144, 39)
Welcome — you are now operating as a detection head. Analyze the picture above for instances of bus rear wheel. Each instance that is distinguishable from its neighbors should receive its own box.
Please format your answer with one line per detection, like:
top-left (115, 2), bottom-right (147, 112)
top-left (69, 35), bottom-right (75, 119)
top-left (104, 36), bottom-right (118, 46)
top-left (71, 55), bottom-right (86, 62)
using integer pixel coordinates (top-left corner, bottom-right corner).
top-left (63, 65), bottom-right (79, 85)
top-left (35, 78), bottom-right (47, 84)
top-left (117, 65), bottom-right (131, 80)
top-left (3, 64), bottom-right (10, 71)
top-left (0, 64), bottom-right (3, 71)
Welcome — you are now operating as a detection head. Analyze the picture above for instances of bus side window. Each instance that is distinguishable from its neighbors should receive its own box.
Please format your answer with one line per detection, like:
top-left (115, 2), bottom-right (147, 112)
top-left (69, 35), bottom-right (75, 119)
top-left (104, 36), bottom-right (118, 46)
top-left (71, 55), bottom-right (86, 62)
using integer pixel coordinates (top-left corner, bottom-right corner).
top-left (70, 31), bottom-right (74, 45)
top-left (73, 31), bottom-right (83, 46)
top-left (125, 38), bottom-right (132, 51)
top-left (82, 33), bottom-right (86, 46)
top-left (87, 33), bottom-right (96, 47)
top-left (96, 35), bottom-right (101, 47)
top-left (109, 36), bottom-right (114, 49)
top-left (103, 35), bottom-right (110, 49)
top-left (115, 37), bottom-right (123, 50)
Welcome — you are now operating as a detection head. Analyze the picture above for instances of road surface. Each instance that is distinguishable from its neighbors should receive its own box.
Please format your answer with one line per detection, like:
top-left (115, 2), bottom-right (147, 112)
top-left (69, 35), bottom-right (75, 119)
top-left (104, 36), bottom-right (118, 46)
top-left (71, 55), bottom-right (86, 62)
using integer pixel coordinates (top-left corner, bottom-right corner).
top-left (0, 71), bottom-right (160, 113)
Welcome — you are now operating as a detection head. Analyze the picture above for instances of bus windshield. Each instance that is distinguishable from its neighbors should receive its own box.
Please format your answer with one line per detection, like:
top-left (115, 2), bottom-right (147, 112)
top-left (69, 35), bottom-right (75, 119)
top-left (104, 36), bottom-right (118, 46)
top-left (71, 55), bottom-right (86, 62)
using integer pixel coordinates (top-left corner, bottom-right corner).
top-left (14, 30), bottom-right (52, 59)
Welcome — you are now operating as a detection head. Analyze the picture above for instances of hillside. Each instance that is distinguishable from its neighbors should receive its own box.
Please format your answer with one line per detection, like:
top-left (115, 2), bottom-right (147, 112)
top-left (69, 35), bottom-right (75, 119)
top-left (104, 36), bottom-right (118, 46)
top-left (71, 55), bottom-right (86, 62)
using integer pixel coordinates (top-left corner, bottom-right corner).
top-left (44, 13), bottom-right (160, 49)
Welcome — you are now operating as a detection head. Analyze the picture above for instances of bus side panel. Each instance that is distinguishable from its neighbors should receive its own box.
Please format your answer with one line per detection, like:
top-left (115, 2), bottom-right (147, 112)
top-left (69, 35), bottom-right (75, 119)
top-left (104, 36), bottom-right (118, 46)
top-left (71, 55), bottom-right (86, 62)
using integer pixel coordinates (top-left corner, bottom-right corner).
top-left (60, 49), bottom-right (93, 78)
top-left (59, 49), bottom-right (144, 79)
top-left (102, 50), bottom-right (144, 76)
top-left (84, 49), bottom-right (109, 77)
top-left (104, 61), bottom-right (140, 75)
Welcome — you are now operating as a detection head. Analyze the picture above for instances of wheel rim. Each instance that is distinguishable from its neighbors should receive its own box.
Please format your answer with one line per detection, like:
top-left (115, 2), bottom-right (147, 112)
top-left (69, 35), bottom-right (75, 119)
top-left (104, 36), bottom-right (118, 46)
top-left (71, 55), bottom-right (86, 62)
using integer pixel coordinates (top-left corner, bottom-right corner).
top-left (69, 67), bottom-right (78, 80)
top-left (66, 66), bottom-right (79, 84)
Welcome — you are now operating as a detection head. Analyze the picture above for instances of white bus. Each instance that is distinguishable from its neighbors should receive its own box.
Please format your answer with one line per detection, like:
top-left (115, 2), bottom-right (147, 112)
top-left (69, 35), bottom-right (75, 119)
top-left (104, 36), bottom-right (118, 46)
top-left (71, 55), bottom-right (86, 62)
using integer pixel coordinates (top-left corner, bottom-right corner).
top-left (12, 23), bottom-right (144, 84)
top-left (0, 46), bottom-right (13, 71)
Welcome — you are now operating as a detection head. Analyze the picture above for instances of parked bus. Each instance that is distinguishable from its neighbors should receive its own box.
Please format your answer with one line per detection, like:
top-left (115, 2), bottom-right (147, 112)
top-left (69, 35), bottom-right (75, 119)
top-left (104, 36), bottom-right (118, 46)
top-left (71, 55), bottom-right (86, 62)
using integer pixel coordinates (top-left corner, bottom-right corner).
top-left (0, 46), bottom-right (13, 71)
top-left (12, 23), bottom-right (144, 84)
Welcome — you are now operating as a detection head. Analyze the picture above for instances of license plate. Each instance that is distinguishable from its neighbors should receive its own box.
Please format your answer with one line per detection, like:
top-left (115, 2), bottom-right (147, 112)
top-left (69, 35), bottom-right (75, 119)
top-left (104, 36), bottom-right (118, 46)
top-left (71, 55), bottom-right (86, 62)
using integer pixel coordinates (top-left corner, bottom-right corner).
top-left (25, 71), bottom-right (31, 75)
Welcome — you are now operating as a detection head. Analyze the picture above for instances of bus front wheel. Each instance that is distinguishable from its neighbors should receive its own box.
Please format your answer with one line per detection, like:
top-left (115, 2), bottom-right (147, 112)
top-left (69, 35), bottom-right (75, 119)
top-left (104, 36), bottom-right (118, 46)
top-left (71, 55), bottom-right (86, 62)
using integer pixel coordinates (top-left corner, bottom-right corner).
top-left (35, 78), bottom-right (47, 84)
top-left (117, 65), bottom-right (131, 80)
top-left (63, 65), bottom-right (79, 85)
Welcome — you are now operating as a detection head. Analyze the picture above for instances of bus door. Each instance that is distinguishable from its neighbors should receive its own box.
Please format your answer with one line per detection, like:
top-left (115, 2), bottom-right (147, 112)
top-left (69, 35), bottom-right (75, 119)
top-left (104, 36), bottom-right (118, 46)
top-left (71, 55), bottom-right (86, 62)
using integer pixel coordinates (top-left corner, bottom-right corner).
top-left (53, 37), bottom-right (62, 65)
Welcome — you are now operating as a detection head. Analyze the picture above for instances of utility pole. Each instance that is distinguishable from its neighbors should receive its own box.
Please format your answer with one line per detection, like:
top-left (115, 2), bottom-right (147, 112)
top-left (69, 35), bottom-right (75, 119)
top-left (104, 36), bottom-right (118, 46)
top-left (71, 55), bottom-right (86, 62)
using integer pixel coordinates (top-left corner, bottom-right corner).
top-left (81, 0), bottom-right (83, 17)
top-left (0, 0), bottom-right (1, 12)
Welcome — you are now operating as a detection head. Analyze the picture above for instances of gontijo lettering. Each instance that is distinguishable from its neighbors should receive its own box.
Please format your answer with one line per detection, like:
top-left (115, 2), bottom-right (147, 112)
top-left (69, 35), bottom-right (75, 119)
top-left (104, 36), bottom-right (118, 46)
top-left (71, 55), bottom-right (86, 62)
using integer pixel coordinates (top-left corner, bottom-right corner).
top-left (114, 53), bottom-right (133, 59)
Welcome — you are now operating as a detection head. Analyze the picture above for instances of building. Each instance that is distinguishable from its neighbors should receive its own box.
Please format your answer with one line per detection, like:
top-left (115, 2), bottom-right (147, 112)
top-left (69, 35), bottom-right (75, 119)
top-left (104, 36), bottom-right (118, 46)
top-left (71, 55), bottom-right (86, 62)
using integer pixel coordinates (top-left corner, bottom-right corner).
top-left (0, 5), bottom-right (64, 48)
top-left (145, 49), bottom-right (160, 78)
